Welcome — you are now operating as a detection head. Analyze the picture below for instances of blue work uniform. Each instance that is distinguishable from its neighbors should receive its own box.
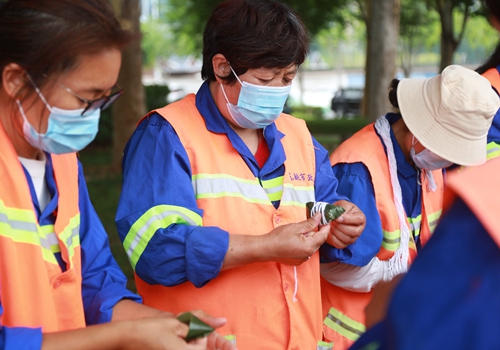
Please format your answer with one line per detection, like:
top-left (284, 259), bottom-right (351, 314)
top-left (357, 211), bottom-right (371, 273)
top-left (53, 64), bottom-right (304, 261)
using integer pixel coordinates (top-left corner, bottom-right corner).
top-left (323, 113), bottom-right (430, 267)
top-left (0, 156), bottom-right (141, 350)
top-left (115, 80), bottom-right (350, 289)
top-left (350, 197), bottom-right (500, 350)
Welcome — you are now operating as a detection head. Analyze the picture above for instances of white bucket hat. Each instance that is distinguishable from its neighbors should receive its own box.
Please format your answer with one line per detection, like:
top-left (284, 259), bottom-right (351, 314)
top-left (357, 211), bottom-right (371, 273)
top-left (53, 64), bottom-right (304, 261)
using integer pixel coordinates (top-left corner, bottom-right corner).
top-left (397, 65), bottom-right (500, 166)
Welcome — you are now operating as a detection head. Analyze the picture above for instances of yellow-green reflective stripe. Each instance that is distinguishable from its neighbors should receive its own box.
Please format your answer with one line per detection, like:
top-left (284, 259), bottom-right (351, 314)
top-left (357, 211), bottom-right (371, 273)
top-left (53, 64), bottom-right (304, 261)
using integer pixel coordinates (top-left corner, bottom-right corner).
top-left (261, 176), bottom-right (283, 188)
top-left (41, 225), bottom-right (60, 253)
top-left (0, 203), bottom-right (58, 263)
top-left (223, 334), bottom-right (236, 345)
top-left (324, 307), bottom-right (366, 342)
top-left (427, 209), bottom-right (442, 233)
top-left (381, 228), bottom-right (400, 251)
top-left (59, 215), bottom-right (81, 259)
top-left (0, 201), bottom-right (80, 263)
top-left (408, 215), bottom-right (421, 240)
top-left (193, 174), bottom-right (270, 203)
top-left (261, 177), bottom-right (284, 202)
top-left (281, 183), bottom-right (314, 205)
top-left (487, 142), bottom-right (500, 160)
top-left (124, 205), bottom-right (202, 269)
top-left (317, 341), bottom-right (333, 350)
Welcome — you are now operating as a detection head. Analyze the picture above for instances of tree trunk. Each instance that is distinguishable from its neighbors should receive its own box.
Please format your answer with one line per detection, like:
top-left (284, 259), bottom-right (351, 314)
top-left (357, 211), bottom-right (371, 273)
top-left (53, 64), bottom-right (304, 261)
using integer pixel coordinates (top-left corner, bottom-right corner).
top-left (364, 0), bottom-right (401, 122)
top-left (437, 0), bottom-right (456, 72)
top-left (110, 0), bottom-right (145, 173)
top-left (436, 0), bottom-right (471, 72)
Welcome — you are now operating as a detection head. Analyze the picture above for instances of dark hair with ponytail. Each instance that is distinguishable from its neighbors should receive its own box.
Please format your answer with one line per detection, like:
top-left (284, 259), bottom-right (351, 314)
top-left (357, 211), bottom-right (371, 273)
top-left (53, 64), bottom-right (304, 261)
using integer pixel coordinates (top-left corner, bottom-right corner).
top-left (388, 78), bottom-right (400, 111)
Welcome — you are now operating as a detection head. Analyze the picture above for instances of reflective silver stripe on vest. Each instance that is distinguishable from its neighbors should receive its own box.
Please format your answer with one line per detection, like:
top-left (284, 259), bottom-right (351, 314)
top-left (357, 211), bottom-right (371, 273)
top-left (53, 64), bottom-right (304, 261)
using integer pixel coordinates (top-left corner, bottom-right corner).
top-left (193, 176), bottom-right (269, 202)
top-left (281, 185), bottom-right (315, 204)
top-left (383, 236), bottom-right (400, 245)
top-left (263, 184), bottom-right (283, 196)
top-left (127, 209), bottom-right (199, 258)
top-left (317, 342), bottom-right (334, 350)
top-left (326, 311), bottom-right (365, 337)
top-left (0, 212), bottom-right (37, 232)
top-left (409, 220), bottom-right (421, 232)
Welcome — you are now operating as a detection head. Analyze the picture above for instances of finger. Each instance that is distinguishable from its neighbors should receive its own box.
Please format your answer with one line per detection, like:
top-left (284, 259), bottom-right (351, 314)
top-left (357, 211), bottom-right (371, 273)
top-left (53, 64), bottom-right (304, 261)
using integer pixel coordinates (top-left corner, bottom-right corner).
top-left (189, 310), bottom-right (227, 329)
top-left (333, 209), bottom-right (364, 225)
top-left (331, 217), bottom-right (364, 239)
top-left (299, 212), bottom-right (322, 233)
top-left (187, 337), bottom-right (208, 350)
top-left (328, 232), bottom-right (349, 249)
top-left (328, 223), bottom-right (360, 247)
top-left (172, 319), bottom-right (190, 338)
top-left (207, 332), bottom-right (237, 350)
top-left (311, 223), bottom-right (330, 244)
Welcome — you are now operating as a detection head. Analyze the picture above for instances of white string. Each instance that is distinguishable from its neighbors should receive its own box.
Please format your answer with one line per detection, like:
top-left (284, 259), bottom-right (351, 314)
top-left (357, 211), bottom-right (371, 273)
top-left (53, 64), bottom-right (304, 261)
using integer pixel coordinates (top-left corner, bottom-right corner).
top-left (425, 170), bottom-right (437, 192)
top-left (374, 116), bottom-right (409, 278)
top-left (293, 266), bottom-right (298, 302)
top-left (308, 201), bottom-right (329, 225)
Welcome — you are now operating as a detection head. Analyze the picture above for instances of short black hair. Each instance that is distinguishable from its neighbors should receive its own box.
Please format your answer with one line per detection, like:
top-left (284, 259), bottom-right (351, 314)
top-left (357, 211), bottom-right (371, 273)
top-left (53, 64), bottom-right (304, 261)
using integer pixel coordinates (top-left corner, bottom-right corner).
top-left (201, 0), bottom-right (309, 83)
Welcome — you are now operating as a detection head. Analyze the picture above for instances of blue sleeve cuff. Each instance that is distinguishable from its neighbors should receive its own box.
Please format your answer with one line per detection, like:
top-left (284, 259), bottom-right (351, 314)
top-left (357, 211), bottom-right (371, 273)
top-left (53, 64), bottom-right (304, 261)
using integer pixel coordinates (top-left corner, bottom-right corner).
top-left (85, 282), bottom-right (142, 325)
top-left (185, 226), bottom-right (229, 287)
top-left (135, 225), bottom-right (229, 288)
top-left (2, 327), bottom-right (42, 350)
top-left (319, 243), bottom-right (353, 263)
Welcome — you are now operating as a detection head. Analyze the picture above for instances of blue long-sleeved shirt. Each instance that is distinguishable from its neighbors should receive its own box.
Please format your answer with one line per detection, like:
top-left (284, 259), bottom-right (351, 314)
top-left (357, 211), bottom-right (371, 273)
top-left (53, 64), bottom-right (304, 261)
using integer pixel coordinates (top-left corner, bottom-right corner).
top-left (0, 155), bottom-right (141, 350)
top-left (350, 197), bottom-right (500, 350)
top-left (324, 113), bottom-right (426, 267)
top-left (116, 80), bottom-right (350, 288)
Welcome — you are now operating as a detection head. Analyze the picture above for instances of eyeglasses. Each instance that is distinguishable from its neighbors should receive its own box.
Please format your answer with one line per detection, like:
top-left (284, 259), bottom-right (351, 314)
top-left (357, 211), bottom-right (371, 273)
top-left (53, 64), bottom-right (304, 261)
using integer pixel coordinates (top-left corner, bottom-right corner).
top-left (42, 75), bottom-right (124, 116)
top-left (36, 73), bottom-right (123, 116)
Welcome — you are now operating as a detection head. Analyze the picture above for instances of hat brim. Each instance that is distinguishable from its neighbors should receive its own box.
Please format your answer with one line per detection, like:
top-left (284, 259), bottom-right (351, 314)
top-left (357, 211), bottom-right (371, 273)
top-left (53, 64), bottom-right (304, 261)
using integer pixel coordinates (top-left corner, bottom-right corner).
top-left (398, 77), bottom-right (488, 166)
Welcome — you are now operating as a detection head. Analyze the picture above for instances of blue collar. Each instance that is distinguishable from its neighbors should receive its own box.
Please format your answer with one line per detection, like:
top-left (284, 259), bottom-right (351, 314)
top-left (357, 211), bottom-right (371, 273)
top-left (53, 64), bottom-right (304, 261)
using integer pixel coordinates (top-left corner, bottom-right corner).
top-left (194, 81), bottom-right (286, 174)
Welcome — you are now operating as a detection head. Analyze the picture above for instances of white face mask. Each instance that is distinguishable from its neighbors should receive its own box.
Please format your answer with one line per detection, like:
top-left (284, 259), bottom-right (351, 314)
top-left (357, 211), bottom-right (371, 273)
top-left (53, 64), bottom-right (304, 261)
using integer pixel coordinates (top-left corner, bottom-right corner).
top-left (220, 66), bottom-right (291, 129)
top-left (410, 136), bottom-right (453, 171)
top-left (17, 83), bottom-right (100, 154)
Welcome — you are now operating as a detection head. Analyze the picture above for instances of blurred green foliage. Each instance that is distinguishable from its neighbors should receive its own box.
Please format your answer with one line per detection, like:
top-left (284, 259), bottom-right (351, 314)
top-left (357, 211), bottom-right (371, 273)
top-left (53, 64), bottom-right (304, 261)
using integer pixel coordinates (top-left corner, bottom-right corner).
top-left (92, 84), bottom-right (171, 148)
top-left (291, 105), bottom-right (325, 120)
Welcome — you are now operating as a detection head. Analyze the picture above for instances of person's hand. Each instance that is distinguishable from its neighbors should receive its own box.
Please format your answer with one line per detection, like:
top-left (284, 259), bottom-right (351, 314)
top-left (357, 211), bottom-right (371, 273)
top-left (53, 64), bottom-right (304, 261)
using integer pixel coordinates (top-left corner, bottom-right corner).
top-left (119, 315), bottom-right (194, 350)
top-left (264, 212), bottom-right (330, 265)
top-left (188, 310), bottom-right (237, 350)
top-left (327, 200), bottom-right (366, 249)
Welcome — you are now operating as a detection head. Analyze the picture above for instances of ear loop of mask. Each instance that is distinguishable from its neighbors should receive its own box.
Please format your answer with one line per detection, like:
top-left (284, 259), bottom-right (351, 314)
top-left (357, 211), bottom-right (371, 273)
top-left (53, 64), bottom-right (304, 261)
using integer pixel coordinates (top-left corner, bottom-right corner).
top-left (411, 136), bottom-right (438, 192)
top-left (16, 74), bottom-right (52, 142)
top-left (219, 63), bottom-right (244, 101)
top-left (24, 74), bottom-right (53, 111)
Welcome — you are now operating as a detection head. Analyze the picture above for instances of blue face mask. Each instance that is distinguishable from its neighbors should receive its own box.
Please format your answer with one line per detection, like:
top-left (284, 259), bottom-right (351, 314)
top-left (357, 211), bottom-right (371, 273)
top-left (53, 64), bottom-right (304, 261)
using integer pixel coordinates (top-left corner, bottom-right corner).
top-left (410, 136), bottom-right (453, 171)
top-left (220, 66), bottom-right (292, 129)
top-left (17, 88), bottom-right (100, 155)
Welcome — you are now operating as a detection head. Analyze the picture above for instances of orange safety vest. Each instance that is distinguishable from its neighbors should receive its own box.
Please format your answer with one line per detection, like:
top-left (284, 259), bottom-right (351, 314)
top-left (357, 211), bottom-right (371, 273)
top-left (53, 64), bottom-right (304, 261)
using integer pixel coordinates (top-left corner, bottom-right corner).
top-left (443, 157), bottom-right (500, 248)
top-left (134, 94), bottom-right (328, 350)
top-left (321, 124), bottom-right (443, 349)
top-left (0, 122), bottom-right (85, 331)
top-left (481, 67), bottom-right (500, 160)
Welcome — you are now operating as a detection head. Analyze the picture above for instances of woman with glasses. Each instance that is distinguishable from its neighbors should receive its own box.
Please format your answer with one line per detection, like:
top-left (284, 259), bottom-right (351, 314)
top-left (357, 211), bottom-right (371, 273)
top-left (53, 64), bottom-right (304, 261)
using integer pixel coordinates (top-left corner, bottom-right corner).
top-left (115, 1), bottom-right (366, 349)
top-left (0, 1), bottom-right (235, 349)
